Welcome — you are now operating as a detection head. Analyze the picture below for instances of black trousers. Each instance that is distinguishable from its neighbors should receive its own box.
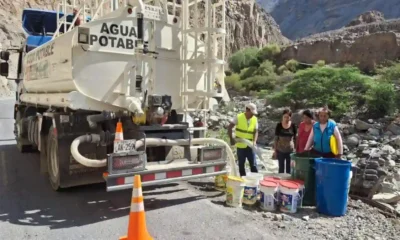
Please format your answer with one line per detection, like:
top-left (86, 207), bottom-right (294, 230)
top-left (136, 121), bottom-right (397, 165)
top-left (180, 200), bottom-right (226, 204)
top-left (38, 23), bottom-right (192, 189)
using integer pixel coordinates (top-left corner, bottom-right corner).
top-left (277, 151), bottom-right (291, 174)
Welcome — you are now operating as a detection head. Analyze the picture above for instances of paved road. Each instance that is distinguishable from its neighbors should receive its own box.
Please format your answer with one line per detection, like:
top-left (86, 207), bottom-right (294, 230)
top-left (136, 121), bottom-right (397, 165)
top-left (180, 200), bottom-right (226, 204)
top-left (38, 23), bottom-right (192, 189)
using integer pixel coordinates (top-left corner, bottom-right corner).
top-left (0, 99), bottom-right (277, 240)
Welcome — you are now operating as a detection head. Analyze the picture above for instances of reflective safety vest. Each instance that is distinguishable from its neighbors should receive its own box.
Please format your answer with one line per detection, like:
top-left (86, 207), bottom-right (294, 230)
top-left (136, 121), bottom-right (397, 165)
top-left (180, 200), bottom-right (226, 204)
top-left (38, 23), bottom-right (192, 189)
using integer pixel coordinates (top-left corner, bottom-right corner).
top-left (235, 113), bottom-right (257, 148)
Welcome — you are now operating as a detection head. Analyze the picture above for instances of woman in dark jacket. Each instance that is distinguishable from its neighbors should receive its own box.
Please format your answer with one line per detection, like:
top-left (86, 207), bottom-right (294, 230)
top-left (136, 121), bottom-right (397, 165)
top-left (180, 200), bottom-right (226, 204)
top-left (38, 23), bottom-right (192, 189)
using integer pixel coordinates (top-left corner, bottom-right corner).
top-left (273, 109), bottom-right (297, 174)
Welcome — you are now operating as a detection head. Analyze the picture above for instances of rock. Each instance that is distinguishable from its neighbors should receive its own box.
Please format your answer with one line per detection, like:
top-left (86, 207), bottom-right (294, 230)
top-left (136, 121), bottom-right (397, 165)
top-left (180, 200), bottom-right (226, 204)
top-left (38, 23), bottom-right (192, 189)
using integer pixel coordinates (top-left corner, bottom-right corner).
top-left (366, 162), bottom-right (379, 169)
top-left (368, 140), bottom-right (379, 147)
top-left (262, 212), bottom-right (272, 218)
top-left (377, 158), bottom-right (386, 167)
top-left (372, 193), bottom-right (400, 204)
top-left (388, 160), bottom-right (396, 167)
top-left (387, 123), bottom-right (400, 135)
top-left (365, 169), bottom-right (378, 175)
top-left (365, 174), bottom-right (379, 181)
top-left (381, 145), bottom-right (395, 155)
top-left (355, 119), bottom-right (372, 131)
top-left (346, 11), bottom-right (385, 27)
top-left (358, 143), bottom-right (369, 151)
top-left (273, 214), bottom-right (283, 221)
top-left (302, 216), bottom-right (310, 221)
top-left (346, 134), bottom-right (360, 148)
top-left (377, 168), bottom-right (388, 177)
top-left (381, 181), bottom-right (399, 194)
top-left (368, 128), bottom-right (380, 137)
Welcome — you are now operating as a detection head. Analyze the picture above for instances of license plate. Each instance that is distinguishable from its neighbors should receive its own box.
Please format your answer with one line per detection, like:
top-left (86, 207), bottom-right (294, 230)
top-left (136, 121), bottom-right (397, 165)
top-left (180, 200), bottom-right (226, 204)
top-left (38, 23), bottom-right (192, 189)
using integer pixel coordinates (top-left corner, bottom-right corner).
top-left (202, 148), bottom-right (223, 161)
top-left (114, 140), bottom-right (136, 153)
top-left (112, 155), bottom-right (143, 170)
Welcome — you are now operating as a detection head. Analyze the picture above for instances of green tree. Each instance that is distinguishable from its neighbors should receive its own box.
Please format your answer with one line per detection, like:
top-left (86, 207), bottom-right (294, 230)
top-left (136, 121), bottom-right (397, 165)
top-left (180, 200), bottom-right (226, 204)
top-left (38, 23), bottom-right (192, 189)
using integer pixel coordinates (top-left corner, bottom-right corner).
top-left (285, 59), bottom-right (299, 72)
top-left (241, 75), bottom-right (276, 92)
top-left (269, 66), bottom-right (373, 116)
top-left (225, 73), bottom-right (241, 91)
top-left (377, 62), bottom-right (400, 83)
top-left (228, 48), bottom-right (259, 73)
top-left (253, 60), bottom-right (276, 76)
top-left (366, 83), bottom-right (397, 117)
top-left (239, 66), bottom-right (257, 80)
top-left (256, 44), bottom-right (281, 63)
top-left (316, 60), bottom-right (326, 67)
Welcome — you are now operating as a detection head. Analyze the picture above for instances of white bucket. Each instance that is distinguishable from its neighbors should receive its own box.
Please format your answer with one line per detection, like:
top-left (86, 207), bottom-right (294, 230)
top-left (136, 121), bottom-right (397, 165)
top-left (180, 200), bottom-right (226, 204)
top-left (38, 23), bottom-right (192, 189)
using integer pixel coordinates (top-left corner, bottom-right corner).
top-left (260, 180), bottom-right (278, 211)
top-left (226, 176), bottom-right (245, 207)
top-left (279, 180), bottom-right (300, 213)
top-left (292, 180), bottom-right (305, 208)
top-left (242, 176), bottom-right (259, 205)
top-left (246, 172), bottom-right (264, 196)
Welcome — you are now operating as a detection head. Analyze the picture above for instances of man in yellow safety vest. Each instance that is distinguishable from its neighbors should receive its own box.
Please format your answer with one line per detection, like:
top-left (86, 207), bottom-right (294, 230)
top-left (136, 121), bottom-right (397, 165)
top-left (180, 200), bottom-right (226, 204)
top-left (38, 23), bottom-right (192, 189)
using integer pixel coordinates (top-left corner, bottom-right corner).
top-left (228, 103), bottom-right (259, 176)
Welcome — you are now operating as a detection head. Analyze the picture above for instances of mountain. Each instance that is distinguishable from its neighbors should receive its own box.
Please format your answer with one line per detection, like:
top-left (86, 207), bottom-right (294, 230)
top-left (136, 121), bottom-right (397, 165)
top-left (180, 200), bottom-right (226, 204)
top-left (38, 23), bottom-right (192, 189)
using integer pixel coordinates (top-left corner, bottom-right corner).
top-left (0, 0), bottom-right (289, 54)
top-left (263, 0), bottom-right (400, 39)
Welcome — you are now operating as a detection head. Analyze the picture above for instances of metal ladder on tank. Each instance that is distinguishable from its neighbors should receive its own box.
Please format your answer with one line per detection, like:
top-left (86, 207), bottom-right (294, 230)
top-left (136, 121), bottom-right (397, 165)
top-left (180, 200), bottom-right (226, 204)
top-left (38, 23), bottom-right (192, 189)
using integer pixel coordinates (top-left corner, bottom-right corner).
top-left (52, 0), bottom-right (123, 39)
top-left (180, 0), bottom-right (226, 133)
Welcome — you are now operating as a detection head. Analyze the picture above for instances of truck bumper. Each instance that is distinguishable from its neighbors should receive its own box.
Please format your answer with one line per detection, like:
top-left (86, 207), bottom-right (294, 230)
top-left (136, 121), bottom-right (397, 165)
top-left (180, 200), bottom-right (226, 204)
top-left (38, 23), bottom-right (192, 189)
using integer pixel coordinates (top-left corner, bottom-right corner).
top-left (104, 161), bottom-right (227, 192)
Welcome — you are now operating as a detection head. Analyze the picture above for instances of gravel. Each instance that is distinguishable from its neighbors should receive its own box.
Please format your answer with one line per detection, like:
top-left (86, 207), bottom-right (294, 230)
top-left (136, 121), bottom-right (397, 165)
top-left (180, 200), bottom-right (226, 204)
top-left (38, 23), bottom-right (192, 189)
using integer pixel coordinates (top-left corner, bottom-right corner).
top-left (187, 178), bottom-right (400, 240)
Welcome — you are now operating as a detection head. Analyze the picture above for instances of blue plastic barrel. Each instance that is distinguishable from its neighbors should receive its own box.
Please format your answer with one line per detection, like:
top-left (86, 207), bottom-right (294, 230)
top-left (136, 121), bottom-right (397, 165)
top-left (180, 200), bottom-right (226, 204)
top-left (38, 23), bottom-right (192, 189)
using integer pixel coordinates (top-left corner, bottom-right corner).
top-left (315, 158), bottom-right (352, 217)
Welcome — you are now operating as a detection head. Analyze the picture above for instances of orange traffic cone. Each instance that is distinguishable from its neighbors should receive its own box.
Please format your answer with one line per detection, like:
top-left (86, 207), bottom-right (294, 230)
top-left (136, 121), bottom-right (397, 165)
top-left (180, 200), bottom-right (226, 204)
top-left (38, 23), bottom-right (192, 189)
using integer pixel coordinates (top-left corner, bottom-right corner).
top-left (120, 175), bottom-right (153, 240)
top-left (115, 121), bottom-right (124, 142)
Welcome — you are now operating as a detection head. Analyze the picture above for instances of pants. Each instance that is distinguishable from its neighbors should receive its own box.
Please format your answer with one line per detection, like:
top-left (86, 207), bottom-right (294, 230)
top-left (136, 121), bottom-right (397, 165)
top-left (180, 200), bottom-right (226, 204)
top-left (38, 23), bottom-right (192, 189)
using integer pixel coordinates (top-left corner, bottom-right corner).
top-left (237, 147), bottom-right (258, 177)
top-left (311, 149), bottom-right (335, 158)
top-left (277, 151), bottom-right (291, 174)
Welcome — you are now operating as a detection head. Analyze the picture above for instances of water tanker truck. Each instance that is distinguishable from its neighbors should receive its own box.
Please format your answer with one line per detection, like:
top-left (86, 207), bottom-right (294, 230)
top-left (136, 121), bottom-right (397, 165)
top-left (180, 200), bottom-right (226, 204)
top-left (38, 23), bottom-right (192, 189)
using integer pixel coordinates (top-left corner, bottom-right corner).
top-left (0, 0), bottom-right (237, 191)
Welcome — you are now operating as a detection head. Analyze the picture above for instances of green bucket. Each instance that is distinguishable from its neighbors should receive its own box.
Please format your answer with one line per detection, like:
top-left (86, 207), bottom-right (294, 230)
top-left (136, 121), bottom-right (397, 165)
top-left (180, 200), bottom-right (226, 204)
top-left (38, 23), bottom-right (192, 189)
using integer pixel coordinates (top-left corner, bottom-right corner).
top-left (290, 152), bottom-right (320, 206)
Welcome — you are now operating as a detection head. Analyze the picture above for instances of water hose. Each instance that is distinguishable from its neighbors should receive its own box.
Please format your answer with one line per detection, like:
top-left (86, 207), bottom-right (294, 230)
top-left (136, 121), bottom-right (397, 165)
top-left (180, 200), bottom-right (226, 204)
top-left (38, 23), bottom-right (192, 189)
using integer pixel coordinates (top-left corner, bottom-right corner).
top-left (234, 138), bottom-right (277, 172)
top-left (70, 135), bottom-right (239, 176)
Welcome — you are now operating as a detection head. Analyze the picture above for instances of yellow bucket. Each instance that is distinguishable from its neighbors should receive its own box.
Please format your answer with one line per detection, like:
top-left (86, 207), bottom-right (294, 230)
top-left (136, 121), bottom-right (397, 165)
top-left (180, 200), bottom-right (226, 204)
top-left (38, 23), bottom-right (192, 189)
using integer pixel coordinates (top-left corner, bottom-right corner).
top-left (226, 176), bottom-right (245, 207)
top-left (214, 174), bottom-right (228, 191)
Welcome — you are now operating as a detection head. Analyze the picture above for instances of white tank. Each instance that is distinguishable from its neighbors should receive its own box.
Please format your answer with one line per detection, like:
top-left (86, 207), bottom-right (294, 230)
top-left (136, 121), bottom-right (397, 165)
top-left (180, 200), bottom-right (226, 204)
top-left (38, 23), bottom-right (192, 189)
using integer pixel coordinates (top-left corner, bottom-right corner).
top-left (20, 1), bottom-right (228, 113)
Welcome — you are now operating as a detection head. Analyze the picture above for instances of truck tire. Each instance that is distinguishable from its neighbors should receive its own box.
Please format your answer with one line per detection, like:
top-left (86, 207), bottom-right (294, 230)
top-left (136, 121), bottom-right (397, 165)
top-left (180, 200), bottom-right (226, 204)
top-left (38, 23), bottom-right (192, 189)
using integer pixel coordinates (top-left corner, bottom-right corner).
top-left (47, 126), bottom-right (61, 191)
top-left (15, 111), bottom-right (34, 153)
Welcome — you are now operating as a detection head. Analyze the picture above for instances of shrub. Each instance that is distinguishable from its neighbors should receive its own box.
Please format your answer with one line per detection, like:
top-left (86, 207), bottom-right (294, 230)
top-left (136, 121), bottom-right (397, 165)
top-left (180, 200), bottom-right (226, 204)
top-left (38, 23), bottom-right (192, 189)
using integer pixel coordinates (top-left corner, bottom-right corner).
top-left (256, 44), bottom-right (281, 62)
top-left (366, 83), bottom-right (397, 117)
top-left (225, 73), bottom-right (241, 91)
top-left (269, 66), bottom-right (373, 117)
top-left (377, 62), bottom-right (400, 83)
top-left (277, 65), bottom-right (288, 74)
top-left (316, 60), bottom-right (326, 67)
top-left (239, 66), bottom-right (257, 80)
top-left (285, 59), bottom-right (299, 72)
top-left (228, 47), bottom-right (259, 73)
top-left (253, 60), bottom-right (276, 76)
top-left (241, 75), bottom-right (276, 92)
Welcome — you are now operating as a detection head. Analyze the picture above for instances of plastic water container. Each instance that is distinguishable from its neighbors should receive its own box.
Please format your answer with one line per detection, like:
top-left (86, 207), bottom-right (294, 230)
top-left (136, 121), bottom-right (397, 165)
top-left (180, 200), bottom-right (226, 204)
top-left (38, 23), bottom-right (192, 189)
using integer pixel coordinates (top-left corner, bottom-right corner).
top-left (226, 176), bottom-right (245, 207)
top-left (260, 180), bottom-right (278, 211)
top-left (242, 176), bottom-right (258, 205)
top-left (279, 180), bottom-right (300, 213)
top-left (214, 174), bottom-right (228, 192)
top-left (292, 180), bottom-right (305, 208)
top-left (247, 172), bottom-right (264, 196)
top-left (315, 158), bottom-right (352, 217)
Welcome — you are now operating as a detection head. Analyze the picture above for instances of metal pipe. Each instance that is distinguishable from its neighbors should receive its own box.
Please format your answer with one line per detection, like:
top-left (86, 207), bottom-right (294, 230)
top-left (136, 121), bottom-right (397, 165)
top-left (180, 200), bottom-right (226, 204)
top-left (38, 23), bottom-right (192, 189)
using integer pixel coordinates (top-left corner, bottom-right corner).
top-left (70, 136), bottom-right (239, 176)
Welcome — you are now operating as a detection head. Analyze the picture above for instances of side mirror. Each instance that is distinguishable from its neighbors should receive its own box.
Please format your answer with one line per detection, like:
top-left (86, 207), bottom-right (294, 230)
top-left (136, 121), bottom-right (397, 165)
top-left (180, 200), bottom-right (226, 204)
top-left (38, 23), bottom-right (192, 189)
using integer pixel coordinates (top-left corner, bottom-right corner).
top-left (0, 62), bottom-right (9, 77)
top-left (0, 51), bottom-right (10, 61)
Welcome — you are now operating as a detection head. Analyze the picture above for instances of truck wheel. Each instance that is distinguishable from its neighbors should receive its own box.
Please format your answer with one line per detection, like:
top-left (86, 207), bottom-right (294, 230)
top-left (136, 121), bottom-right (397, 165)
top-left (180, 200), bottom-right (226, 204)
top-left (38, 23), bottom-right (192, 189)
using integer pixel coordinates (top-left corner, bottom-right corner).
top-left (47, 126), bottom-right (61, 191)
top-left (15, 111), bottom-right (34, 152)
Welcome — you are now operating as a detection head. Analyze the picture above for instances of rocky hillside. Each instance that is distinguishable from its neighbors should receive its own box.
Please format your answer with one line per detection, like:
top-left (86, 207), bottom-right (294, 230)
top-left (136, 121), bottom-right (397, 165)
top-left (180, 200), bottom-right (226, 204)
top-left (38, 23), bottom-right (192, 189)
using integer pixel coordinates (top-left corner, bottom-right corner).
top-left (261, 0), bottom-right (400, 39)
top-left (277, 12), bottom-right (400, 72)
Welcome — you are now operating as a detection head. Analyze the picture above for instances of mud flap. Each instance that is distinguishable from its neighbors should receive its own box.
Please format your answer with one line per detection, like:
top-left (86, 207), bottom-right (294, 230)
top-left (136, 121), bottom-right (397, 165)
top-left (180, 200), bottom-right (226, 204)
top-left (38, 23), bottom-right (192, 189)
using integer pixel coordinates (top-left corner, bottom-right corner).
top-left (57, 138), bottom-right (107, 188)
